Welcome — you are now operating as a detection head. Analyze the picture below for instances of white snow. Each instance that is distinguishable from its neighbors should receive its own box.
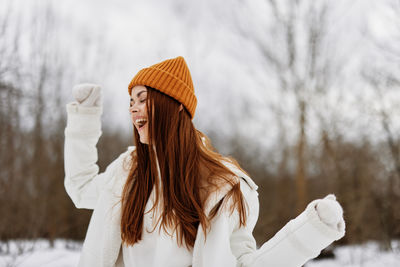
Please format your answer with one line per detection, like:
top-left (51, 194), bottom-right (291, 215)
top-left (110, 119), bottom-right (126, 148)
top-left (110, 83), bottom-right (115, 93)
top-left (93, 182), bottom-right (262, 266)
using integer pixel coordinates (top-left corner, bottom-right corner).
top-left (0, 239), bottom-right (80, 267)
top-left (306, 241), bottom-right (400, 267)
top-left (0, 239), bottom-right (399, 267)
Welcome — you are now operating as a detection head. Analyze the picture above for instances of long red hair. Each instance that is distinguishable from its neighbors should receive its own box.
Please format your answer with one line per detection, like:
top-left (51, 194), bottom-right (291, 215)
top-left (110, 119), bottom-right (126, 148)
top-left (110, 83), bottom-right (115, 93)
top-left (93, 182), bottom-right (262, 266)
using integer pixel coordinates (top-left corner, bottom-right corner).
top-left (121, 86), bottom-right (249, 249)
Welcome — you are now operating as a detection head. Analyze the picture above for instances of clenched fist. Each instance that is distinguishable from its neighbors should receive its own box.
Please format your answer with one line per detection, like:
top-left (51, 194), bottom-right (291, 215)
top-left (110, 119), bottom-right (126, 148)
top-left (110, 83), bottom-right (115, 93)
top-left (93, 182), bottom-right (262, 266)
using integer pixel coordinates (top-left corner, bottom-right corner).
top-left (72, 83), bottom-right (103, 107)
top-left (315, 194), bottom-right (345, 232)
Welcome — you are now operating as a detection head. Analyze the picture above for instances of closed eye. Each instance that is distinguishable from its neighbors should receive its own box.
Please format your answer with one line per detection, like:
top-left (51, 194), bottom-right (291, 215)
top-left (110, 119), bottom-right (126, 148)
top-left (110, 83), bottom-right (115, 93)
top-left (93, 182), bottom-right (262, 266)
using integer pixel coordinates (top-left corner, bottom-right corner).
top-left (130, 98), bottom-right (146, 106)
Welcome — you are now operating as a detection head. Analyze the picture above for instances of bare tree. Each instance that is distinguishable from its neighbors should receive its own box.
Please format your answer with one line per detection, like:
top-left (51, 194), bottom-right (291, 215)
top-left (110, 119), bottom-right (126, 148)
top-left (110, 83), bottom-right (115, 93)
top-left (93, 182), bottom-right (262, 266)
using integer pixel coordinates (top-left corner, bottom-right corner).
top-left (360, 0), bottom-right (400, 247)
top-left (231, 0), bottom-right (343, 213)
top-left (0, 0), bottom-right (124, 264)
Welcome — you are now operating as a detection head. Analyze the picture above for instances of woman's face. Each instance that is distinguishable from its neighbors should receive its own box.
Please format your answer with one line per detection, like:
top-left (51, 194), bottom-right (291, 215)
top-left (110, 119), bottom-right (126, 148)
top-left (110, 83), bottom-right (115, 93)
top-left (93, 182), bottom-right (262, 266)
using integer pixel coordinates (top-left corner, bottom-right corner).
top-left (129, 85), bottom-right (149, 144)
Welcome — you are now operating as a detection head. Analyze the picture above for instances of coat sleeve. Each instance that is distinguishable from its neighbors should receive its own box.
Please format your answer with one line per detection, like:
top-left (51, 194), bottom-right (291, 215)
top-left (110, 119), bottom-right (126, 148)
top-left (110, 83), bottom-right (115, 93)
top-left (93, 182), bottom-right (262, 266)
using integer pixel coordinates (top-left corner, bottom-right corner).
top-left (231, 187), bottom-right (346, 267)
top-left (64, 102), bottom-right (120, 210)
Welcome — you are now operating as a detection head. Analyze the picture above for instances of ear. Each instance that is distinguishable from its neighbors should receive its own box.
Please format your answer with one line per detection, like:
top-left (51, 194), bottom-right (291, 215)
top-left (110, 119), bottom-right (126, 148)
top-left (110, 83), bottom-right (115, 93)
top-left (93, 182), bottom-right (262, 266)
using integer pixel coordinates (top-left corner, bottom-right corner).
top-left (179, 104), bottom-right (183, 112)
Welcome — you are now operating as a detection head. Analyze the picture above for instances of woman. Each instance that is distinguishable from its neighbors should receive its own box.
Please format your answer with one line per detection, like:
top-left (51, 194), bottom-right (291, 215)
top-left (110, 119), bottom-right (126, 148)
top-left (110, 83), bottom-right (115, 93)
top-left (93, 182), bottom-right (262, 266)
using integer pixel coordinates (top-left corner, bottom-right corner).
top-left (64, 56), bottom-right (345, 267)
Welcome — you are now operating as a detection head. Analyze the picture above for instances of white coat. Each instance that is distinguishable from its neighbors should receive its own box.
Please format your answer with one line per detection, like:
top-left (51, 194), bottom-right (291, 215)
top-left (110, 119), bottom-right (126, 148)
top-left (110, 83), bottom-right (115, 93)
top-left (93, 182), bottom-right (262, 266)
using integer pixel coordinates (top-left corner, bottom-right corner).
top-left (64, 102), bottom-right (345, 267)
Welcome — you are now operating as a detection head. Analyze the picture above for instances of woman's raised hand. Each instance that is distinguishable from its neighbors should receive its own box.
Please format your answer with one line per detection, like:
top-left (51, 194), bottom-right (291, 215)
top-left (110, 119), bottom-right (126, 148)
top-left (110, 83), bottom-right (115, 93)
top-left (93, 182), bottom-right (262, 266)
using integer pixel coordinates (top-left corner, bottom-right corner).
top-left (72, 83), bottom-right (103, 107)
top-left (315, 194), bottom-right (345, 232)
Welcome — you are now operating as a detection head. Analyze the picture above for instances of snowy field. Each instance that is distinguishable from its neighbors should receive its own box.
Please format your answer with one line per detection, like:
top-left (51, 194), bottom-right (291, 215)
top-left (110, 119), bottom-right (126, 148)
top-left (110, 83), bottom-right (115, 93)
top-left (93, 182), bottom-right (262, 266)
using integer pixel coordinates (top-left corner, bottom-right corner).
top-left (305, 241), bottom-right (400, 267)
top-left (0, 239), bottom-right (399, 267)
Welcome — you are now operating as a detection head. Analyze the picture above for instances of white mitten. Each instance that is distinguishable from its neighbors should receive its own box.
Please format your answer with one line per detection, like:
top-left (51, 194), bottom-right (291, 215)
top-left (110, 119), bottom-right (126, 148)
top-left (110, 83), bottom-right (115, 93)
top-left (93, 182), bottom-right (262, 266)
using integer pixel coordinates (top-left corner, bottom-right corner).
top-left (72, 83), bottom-right (102, 107)
top-left (315, 194), bottom-right (345, 232)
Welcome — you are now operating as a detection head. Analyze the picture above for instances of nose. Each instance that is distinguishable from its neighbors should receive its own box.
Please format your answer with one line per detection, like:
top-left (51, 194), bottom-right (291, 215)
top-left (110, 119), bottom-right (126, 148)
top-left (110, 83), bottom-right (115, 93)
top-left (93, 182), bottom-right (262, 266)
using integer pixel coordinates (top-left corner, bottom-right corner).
top-left (129, 104), bottom-right (138, 113)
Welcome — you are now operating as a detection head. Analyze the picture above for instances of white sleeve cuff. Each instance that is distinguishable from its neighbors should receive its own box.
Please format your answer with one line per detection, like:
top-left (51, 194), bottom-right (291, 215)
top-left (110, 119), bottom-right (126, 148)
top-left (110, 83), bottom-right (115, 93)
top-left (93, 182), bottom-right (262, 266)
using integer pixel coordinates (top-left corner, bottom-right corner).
top-left (65, 102), bottom-right (103, 137)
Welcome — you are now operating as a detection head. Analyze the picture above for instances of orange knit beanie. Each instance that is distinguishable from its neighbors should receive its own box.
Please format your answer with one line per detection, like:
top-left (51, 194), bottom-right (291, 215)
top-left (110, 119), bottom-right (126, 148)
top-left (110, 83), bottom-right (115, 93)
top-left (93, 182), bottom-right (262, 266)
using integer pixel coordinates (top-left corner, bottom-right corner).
top-left (128, 56), bottom-right (197, 119)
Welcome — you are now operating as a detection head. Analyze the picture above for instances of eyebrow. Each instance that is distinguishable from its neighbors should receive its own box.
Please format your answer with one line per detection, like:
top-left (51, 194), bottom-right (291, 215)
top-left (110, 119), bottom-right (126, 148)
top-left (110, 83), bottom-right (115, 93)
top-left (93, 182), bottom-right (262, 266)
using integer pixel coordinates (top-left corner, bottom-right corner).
top-left (130, 90), bottom-right (147, 101)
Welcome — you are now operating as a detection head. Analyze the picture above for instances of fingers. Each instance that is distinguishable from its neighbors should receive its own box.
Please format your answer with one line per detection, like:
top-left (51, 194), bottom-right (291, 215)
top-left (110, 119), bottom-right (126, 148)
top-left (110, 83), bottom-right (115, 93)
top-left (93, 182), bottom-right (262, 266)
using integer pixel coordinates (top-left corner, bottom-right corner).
top-left (337, 218), bottom-right (346, 232)
top-left (73, 83), bottom-right (95, 102)
top-left (94, 88), bottom-right (103, 107)
top-left (316, 195), bottom-right (344, 230)
top-left (72, 83), bottom-right (102, 107)
top-left (324, 194), bottom-right (336, 201)
top-left (80, 86), bottom-right (101, 107)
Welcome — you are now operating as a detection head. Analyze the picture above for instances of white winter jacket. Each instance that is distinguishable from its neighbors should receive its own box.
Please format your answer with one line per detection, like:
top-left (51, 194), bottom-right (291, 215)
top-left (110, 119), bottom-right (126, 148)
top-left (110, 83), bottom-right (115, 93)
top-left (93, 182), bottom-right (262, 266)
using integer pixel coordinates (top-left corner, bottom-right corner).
top-left (64, 102), bottom-right (345, 267)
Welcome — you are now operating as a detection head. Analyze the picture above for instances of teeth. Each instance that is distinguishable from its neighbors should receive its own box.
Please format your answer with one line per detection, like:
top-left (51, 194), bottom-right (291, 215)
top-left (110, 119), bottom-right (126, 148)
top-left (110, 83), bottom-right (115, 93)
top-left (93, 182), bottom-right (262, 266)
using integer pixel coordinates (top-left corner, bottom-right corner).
top-left (135, 118), bottom-right (147, 127)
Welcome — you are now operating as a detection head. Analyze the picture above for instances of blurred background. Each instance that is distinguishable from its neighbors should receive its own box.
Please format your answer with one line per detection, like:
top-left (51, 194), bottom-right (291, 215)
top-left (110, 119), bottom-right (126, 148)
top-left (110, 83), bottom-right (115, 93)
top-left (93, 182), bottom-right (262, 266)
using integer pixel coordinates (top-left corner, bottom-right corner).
top-left (0, 0), bottom-right (399, 266)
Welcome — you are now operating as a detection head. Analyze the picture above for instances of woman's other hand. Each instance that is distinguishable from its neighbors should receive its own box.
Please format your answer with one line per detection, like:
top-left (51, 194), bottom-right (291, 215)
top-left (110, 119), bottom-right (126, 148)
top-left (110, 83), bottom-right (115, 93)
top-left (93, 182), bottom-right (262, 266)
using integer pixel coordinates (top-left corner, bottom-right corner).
top-left (315, 194), bottom-right (345, 232)
top-left (72, 83), bottom-right (103, 107)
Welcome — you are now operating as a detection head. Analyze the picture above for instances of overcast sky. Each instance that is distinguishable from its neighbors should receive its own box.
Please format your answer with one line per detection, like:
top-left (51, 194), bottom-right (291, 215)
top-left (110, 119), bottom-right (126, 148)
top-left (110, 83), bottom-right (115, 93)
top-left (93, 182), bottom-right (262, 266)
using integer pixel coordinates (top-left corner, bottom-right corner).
top-left (2, 0), bottom-right (399, 154)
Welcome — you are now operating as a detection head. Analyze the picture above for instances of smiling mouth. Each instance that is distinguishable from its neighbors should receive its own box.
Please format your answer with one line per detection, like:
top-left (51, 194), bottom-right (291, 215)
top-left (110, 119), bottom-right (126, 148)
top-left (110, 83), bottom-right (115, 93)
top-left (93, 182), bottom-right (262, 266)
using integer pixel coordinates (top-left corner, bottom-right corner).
top-left (135, 118), bottom-right (147, 130)
top-left (138, 122), bottom-right (147, 130)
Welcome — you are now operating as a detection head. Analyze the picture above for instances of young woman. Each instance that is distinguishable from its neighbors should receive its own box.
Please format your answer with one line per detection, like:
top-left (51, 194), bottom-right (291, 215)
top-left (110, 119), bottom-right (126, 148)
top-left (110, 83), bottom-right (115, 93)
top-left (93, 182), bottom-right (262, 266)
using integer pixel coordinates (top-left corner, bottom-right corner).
top-left (64, 56), bottom-right (345, 267)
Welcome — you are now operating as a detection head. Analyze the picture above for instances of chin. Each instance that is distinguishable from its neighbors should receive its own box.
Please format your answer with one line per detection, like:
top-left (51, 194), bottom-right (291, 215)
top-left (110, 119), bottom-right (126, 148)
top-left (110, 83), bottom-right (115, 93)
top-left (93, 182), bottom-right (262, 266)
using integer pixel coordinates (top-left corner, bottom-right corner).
top-left (140, 138), bottom-right (149, 144)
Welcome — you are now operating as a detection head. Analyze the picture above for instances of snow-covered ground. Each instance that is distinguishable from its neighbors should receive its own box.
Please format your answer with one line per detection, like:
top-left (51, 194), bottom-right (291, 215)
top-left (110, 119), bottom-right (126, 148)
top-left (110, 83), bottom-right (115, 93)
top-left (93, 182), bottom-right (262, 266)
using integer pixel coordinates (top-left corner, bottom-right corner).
top-left (0, 239), bottom-right (81, 267)
top-left (305, 241), bottom-right (400, 267)
top-left (0, 239), bottom-right (399, 267)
